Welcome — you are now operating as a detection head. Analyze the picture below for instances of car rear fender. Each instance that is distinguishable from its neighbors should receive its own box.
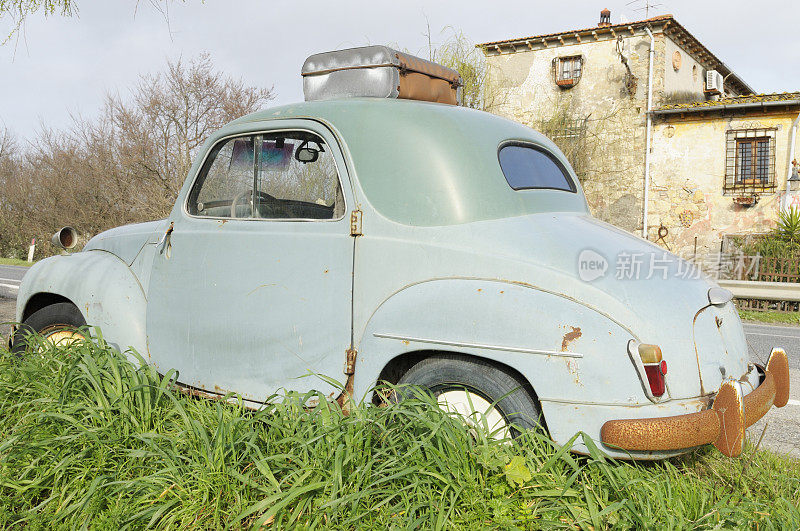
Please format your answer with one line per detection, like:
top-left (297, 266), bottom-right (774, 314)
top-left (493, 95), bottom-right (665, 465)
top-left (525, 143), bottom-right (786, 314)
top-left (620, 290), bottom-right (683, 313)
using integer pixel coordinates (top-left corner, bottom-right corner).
top-left (353, 278), bottom-right (645, 408)
top-left (16, 250), bottom-right (148, 361)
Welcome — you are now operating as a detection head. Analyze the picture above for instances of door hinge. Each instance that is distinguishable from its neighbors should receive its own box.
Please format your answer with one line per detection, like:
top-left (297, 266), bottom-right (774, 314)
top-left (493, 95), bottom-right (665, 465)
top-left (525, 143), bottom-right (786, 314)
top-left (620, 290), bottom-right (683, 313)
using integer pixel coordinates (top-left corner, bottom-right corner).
top-left (344, 347), bottom-right (358, 375)
top-left (350, 209), bottom-right (362, 237)
top-left (158, 221), bottom-right (174, 256)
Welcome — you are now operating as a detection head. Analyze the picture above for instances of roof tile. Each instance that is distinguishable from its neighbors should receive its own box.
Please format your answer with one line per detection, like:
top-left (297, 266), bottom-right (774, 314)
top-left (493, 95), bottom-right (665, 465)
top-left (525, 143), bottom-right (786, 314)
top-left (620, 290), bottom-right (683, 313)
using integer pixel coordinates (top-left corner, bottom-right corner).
top-left (656, 92), bottom-right (800, 111)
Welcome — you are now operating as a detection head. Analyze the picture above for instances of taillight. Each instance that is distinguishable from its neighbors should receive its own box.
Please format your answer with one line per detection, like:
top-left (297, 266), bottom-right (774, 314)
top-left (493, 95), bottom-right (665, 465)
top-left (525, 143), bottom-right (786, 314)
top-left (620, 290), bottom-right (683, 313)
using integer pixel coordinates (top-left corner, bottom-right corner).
top-left (639, 344), bottom-right (667, 397)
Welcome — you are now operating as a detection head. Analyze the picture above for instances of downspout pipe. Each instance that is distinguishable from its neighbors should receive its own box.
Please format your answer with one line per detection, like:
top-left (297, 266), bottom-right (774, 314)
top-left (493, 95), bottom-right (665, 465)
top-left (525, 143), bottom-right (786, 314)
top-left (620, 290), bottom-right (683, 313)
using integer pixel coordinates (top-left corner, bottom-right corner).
top-left (642, 26), bottom-right (655, 239)
top-left (782, 110), bottom-right (800, 212)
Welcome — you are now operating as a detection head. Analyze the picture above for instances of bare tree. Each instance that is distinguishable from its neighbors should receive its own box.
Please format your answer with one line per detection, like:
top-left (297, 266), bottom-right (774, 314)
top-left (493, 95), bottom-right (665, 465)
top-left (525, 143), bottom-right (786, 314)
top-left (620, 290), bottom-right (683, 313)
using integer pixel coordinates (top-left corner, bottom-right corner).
top-left (1, 0), bottom-right (75, 44)
top-left (100, 53), bottom-right (274, 214)
top-left (1, 0), bottom-right (183, 44)
top-left (0, 55), bottom-right (274, 259)
top-left (418, 26), bottom-right (507, 112)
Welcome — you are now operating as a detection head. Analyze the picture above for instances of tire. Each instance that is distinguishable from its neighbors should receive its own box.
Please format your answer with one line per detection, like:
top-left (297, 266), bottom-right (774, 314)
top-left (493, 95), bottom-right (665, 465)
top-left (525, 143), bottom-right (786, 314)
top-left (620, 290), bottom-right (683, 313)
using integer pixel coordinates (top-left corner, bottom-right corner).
top-left (11, 302), bottom-right (87, 355)
top-left (397, 354), bottom-right (542, 437)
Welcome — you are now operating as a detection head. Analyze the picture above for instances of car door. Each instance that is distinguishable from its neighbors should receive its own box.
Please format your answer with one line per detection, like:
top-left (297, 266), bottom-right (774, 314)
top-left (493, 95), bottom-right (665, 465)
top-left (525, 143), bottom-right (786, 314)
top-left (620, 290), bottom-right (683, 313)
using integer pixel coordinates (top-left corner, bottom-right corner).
top-left (145, 121), bottom-right (354, 401)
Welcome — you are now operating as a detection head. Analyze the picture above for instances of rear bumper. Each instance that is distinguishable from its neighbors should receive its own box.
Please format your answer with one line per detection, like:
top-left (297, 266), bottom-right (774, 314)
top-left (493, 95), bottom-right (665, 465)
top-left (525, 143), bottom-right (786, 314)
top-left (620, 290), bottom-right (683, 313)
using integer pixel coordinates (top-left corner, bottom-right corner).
top-left (601, 348), bottom-right (790, 457)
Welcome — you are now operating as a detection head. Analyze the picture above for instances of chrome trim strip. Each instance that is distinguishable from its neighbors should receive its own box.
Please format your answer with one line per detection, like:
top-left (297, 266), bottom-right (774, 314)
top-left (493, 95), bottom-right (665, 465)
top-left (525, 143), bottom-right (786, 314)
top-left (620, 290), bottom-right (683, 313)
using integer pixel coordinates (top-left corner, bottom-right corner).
top-left (539, 397), bottom-right (682, 407)
top-left (373, 332), bottom-right (584, 358)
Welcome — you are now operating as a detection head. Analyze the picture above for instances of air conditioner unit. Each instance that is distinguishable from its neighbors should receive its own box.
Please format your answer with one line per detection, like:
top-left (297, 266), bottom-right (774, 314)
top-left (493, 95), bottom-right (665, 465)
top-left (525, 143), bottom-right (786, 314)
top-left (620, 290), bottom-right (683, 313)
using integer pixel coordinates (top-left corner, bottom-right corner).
top-left (706, 70), bottom-right (724, 93)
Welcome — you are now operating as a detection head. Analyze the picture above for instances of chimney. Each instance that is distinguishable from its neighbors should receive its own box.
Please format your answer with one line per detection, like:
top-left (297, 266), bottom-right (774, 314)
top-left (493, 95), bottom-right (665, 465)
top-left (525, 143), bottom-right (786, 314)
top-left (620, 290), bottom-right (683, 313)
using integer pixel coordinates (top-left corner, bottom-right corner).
top-left (599, 8), bottom-right (612, 27)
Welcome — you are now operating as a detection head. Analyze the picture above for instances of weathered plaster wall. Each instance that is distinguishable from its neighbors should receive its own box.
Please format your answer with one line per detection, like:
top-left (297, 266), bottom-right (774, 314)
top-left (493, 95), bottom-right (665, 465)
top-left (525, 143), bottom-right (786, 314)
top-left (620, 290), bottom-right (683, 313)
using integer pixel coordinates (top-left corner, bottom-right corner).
top-left (649, 113), bottom-right (799, 258)
top-left (485, 31), bottom-right (659, 232)
top-left (484, 26), bottom-right (769, 252)
top-left (662, 35), bottom-right (706, 96)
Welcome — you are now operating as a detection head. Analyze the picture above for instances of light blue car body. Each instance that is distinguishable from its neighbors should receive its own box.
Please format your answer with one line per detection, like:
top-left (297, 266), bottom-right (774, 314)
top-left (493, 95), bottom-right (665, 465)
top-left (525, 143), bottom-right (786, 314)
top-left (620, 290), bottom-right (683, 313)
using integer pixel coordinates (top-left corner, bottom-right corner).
top-left (16, 98), bottom-right (753, 458)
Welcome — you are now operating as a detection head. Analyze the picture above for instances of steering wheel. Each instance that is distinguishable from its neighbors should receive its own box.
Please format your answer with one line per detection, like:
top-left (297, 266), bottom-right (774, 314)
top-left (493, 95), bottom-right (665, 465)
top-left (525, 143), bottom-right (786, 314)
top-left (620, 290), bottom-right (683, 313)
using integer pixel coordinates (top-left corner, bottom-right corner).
top-left (230, 189), bottom-right (278, 218)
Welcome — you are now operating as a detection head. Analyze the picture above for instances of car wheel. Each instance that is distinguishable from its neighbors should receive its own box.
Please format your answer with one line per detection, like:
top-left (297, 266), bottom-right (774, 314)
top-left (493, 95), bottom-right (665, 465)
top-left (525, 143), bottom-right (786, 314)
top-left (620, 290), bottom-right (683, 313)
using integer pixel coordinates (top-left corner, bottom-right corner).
top-left (11, 302), bottom-right (88, 355)
top-left (397, 354), bottom-right (542, 438)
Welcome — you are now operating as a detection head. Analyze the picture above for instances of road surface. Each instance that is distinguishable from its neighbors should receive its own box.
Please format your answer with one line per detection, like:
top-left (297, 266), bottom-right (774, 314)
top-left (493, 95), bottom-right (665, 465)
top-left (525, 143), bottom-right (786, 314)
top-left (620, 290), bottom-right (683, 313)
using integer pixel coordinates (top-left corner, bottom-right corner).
top-left (742, 322), bottom-right (800, 457)
top-left (0, 264), bottom-right (25, 329)
top-left (0, 263), bottom-right (797, 456)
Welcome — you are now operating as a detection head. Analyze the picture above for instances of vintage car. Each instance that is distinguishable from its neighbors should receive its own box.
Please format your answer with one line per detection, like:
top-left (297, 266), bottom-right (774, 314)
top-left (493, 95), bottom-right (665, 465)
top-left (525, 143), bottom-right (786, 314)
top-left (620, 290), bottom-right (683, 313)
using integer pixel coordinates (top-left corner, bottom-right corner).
top-left (10, 47), bottom-right (789, 459)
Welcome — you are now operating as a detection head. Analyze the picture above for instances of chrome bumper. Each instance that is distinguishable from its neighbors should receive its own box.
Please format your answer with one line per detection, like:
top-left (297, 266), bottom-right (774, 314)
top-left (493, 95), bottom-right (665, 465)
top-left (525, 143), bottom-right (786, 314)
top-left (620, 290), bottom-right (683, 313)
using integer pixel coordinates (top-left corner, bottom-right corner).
top-left (601, 348), bottom-right (790, 457)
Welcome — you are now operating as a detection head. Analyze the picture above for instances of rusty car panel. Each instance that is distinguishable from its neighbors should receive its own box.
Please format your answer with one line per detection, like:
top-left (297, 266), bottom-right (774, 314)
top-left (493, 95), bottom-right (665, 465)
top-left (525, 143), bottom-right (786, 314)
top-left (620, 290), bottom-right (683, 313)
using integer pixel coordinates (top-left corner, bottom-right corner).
top-left (15, 88), bottom-right (789, 460)
top-left (600, 349), bottom-right (789, 457)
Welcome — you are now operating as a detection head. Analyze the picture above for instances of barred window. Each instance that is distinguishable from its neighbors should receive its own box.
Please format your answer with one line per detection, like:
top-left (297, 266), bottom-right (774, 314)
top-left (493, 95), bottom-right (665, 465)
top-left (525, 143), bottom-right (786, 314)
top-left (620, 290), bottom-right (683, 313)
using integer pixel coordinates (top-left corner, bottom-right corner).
top-left (724, 128), bottom-right (776, 195)
top-left (553, 56), bottom-right (583, 88)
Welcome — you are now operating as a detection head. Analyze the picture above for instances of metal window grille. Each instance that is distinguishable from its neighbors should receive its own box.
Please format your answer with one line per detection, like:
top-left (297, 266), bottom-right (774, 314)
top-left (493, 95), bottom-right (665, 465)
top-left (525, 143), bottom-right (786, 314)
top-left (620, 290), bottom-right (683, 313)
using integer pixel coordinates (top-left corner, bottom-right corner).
top-left (547, 118), bottom-right (587, 140)
top-left (538, 117), bottom-right (588, 181)
top-left (724, 128), bottom-right (777, 195)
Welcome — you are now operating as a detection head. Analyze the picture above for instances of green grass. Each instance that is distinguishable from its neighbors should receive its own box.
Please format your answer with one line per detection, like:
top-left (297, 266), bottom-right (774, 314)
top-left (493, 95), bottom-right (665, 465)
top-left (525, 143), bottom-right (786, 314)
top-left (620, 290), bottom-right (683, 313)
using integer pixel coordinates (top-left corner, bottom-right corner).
top-left (0, 338), bottom-right (798, 529)
top-left (738, 309), bottom-right (800, 326)
top-left (0, 257), bottom-right (34, 267)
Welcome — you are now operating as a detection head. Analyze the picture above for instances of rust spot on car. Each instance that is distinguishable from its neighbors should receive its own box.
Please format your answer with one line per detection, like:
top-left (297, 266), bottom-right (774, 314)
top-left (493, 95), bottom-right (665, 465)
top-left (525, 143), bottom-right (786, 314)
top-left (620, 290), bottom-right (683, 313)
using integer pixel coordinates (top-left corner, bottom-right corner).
top-left (180, 385), bottom-right (219, 401)
top-left (324, 269), bottom-right (329, 274)
top-left (477, 288), bottom-right (482, 292)
top-left (565, 359), bottom-right (581, 385)
top-left (602, 367), bottom-right (783, 455)
top-left (335, 375), bottom-right (356, 415)
top-left (218, 219), bottom-right (229, 226)
top-left (246, 283), bottom-right (276, 296)
top-left (561, 326), bottom-right (582, 351)
top-left (601, 409), bottom-right (721, 452)
top-left (499, 290), bottom-right (504, 294)
top-left (402, 340), bottom-right (409, 345)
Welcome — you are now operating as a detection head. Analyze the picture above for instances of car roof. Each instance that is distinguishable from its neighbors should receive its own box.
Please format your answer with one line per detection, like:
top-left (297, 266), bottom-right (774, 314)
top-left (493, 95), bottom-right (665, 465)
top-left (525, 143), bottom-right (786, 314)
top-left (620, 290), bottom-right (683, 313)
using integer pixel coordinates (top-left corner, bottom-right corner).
top-left (223, 98), bottom-right (588, 226)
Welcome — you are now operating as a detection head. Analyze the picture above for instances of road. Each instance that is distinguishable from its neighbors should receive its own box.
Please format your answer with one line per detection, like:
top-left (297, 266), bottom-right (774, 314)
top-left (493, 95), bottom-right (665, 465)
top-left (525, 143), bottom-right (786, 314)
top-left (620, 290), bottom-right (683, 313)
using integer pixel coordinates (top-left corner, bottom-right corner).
top-left (0, 264), bottom-right (25, 328)
top-left (742, 322), bottom-right (800, 458)
top-left (0, 263), bottom-right (798, 456)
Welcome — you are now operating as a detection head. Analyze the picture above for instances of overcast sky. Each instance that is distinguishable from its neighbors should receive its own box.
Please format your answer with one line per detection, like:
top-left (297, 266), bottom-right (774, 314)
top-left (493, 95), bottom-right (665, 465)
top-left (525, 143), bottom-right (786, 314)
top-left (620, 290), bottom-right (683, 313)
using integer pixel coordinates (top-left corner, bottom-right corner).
top-left (2, 0), bottom-right (798, 141)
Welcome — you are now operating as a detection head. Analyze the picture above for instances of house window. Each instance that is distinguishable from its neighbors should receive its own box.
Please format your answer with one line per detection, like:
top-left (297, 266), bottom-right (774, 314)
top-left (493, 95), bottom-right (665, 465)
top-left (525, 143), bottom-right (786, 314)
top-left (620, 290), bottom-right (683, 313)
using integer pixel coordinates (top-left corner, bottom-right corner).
top-left (554, 56), bottom-right (583, 88)
top-left (724, 128), bottom-right (777, 195)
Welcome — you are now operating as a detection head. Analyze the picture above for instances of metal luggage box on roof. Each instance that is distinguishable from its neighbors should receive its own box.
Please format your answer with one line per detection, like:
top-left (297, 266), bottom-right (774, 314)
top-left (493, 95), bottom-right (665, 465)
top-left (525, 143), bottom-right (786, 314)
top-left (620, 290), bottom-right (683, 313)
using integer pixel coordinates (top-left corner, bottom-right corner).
top-left (302, 45), bottom-right (462, 105)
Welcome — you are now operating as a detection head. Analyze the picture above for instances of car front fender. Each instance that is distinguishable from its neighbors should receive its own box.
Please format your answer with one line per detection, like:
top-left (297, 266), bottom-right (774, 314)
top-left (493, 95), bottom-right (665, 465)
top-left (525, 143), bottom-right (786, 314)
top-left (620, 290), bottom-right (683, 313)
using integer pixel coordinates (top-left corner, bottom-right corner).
top-left (16, 250), bottom-right (148, 360)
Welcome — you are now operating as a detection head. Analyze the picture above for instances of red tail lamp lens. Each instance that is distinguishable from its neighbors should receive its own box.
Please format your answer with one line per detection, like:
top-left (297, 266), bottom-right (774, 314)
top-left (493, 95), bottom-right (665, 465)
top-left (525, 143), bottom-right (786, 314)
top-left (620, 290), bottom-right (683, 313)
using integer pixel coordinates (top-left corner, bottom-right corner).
top-left (644, 362), bottom-right (667, 397)
top-left (636, 344), bottom-right (666, 397)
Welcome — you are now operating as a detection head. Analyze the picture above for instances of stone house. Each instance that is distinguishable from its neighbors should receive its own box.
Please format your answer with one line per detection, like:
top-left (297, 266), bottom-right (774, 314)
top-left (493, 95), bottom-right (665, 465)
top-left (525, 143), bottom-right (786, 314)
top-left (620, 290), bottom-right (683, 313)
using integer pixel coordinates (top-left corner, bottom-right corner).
top-left (479, 10), bottom-right (800, 258)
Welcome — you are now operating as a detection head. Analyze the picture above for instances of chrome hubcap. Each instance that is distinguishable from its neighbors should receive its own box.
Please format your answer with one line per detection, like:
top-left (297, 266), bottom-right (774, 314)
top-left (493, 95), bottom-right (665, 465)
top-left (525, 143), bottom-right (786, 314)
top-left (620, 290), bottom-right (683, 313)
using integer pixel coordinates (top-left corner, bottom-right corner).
top-left (38, 329), bottom-right (86, 352)
top-left (437, 389), bottom-right (510, 439)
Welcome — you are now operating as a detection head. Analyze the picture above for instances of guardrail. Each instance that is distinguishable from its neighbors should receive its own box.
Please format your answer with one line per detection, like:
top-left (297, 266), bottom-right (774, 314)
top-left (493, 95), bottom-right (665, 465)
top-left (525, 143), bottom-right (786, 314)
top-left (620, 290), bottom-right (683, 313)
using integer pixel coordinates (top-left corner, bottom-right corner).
top-left (717, 280), bottom-right (800, 302)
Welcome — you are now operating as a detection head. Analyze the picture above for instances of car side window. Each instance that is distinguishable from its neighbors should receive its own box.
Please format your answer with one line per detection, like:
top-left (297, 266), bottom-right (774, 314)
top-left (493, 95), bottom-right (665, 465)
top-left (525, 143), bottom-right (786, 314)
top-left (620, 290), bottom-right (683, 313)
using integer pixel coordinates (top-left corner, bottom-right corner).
top-left (187, 131), bottom-right (345, 220)
top-left (188, 136), bottom-right (256, 218)
top-left (498, 143), bottom-right (576, 193)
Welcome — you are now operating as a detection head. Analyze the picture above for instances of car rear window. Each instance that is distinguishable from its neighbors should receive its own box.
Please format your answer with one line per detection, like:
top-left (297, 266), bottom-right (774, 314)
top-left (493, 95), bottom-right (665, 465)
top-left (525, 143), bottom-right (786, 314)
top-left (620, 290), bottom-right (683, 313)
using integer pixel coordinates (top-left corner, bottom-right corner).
top-left (498, 143), bottom-right (576, 192)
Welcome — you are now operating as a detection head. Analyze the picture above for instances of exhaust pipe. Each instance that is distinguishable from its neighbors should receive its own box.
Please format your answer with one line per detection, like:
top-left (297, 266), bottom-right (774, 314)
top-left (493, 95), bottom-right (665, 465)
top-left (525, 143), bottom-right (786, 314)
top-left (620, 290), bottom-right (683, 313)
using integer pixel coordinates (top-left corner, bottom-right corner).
top-left (51, 226), bottom-right (78, 250)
